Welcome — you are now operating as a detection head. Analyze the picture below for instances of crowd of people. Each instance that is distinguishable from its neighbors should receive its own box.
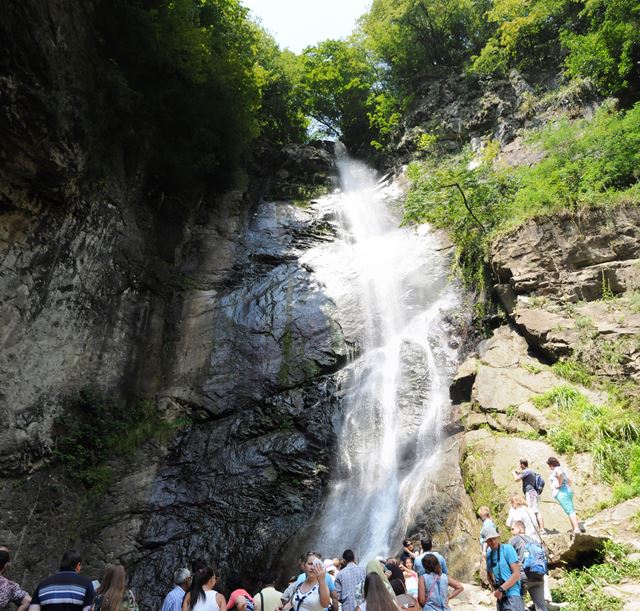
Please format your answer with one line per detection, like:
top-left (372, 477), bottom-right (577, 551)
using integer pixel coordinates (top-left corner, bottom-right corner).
top-left (0, 456), bottom-right (581, 611)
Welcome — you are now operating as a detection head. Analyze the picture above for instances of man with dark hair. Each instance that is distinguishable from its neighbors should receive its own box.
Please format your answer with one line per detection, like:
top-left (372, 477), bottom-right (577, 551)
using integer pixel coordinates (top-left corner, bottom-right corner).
top-left (28, 550), bottom-right (95, 611)
top-left (0, 548), bottom-right (31, 611)
top-left (253, 572), bottom-right (282, 611)
top-left (513, 458), bottom-right (545, 530)
top-left (414, 537), bottom-right (448, 577)
top-left (334, 550), bottom-right (365, 611)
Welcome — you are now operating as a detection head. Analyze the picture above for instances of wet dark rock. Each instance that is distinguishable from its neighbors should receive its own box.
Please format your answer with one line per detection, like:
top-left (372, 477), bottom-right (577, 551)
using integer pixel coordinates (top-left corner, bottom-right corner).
top-left (0, 1), bottom-right (347, 602)
top-left (129, 377), bottom-right (341, 606)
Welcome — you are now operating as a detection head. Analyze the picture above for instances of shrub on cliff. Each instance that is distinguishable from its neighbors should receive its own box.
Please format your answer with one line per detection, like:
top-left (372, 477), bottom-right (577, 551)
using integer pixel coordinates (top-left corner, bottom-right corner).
top-left (54, 387), bottom-right (183, 492)
top-left (533, 385), bottom-right (640, 504)
top-left (470, 0), bottom-right (640, 99)
top-left (403, 102), bottom-right (640, 290)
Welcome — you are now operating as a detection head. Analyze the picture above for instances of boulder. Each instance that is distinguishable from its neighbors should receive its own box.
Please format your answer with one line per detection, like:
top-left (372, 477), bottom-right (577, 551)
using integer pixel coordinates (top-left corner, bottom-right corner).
top-left (582, 496), bottom-right (640, 551)
top-left (450, 355), bottom-right (478, 403)
top-left (470, 326), bottom-right (565, 416)
top-left (514, 301), bottom-right (640, 378)
top-left (449, 582), bottom-right (494, 609)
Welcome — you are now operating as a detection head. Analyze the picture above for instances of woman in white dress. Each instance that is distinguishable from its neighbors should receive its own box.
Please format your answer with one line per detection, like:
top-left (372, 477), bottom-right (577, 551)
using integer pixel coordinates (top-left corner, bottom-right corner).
top-left (182, 566), bottom-right (227, 611)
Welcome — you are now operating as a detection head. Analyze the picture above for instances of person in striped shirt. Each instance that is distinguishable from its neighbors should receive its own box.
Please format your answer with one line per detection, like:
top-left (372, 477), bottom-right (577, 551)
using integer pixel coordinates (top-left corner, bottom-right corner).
top-left (28, 550), bottom-right (95, 611)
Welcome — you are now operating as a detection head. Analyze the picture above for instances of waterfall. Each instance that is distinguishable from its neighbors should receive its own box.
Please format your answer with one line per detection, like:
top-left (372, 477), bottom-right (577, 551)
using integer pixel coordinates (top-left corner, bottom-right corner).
top-left (300, 147), bottom-right (462, 561)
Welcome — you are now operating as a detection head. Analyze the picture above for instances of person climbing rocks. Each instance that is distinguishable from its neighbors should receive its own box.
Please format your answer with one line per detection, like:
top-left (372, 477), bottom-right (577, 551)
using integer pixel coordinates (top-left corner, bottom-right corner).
top-left (508, 521), bottom-right (547, 611)
top-left (512, 459), bottom-right (545, 531)
top-left (505, 493), bottom-right (541, 542)
top-left (546, 457), bottom-right (581, 534)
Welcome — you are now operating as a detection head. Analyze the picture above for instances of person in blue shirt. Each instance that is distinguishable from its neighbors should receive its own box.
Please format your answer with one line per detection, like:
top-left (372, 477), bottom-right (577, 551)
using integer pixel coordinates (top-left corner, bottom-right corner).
top-left (161, 568), bottom-right (191, 611)
top-left (484, 527), bottom-right (525, 611)
top-left (414, 537), bottom-right (448, 577)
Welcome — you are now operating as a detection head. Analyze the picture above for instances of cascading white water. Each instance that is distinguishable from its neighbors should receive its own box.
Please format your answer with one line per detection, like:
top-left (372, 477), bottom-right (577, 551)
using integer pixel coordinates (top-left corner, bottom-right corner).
top-left (301, 147), bottom-right (462, 561)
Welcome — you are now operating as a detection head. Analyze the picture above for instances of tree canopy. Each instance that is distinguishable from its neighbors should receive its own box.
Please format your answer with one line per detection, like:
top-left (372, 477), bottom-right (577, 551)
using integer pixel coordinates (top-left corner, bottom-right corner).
top-left (94, 0), bottom-right (307, 189)
top-left (91, 0), bottom-right (640, 180)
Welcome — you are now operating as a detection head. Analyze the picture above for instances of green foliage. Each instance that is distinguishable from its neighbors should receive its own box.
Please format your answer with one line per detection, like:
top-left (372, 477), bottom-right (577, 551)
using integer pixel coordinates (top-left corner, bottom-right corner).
top-left (562, 0), bottom-right (640, 95)
top-left (471, 0), bottom-right (577, 75)
top-left (252, 41), bottom-right (309, 145)
top-left (404, 151), bottom-right (517, 288)
top-left (514, 103), bottom-right (640, 210)
top-left (532, 385), bottom-right (640, 499)
top-left (93, 0), bottom-right (307, 191)
top-left (362, 0), bottom-right (492, 88)
top-left (468, 0), bottom-right (640, 97)
top-left (368, 92), bottom-right (405, 151)
top-left (553, 541), bottom-right (640, 610)
top-left (54, 387), bottom-right (186, 493)
top-left (297, 38), bottom-right (377, 153)
top-left (403, 103), bottom-right (640, 288)
top-left (462, 445), bottom-right (507, 521)
top-left (552, 359), bottom-right (594, 387)
top-left (625, 290), bottom-right (640, 313)
top-left (601, 271), bottom-right (615, 301)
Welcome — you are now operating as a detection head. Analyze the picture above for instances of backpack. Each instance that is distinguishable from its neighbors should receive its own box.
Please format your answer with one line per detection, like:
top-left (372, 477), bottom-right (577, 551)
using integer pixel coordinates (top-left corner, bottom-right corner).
top-left (521, 538), bottom-right (547, 581)
top-left (534, 473), bottom-right (545, 495)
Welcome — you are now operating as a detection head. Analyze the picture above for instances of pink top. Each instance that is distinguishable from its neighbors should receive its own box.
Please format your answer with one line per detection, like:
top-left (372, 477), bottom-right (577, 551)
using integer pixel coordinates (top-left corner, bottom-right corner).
top-left (227, 589), bottom-right (254, 610)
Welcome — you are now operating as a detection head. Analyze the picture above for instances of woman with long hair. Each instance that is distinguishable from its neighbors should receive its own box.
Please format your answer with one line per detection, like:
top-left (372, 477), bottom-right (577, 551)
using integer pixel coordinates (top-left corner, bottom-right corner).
top-left (547, 456), bottom-right (581, 534)
top-left (182, 565), bottom-right (227, 611)
top-left (91, 564), bottom-right (137, 611)
top-left (399, 558), bottom-right (418, 598)
top-left (355, 560), bottom-right (397, 611)
top-left (356, 573), bottom-right (399, 611)
top-left (417, 555), bottom-right (463, 611)
top-left (282, 552), bottom-right (330, 611)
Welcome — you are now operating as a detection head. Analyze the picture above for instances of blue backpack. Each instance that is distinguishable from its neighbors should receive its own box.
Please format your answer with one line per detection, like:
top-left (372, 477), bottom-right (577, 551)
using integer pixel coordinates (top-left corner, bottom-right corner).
top-left (534, 473), bottom-right (545, 495)
top-left (521, 537), bottom-right (547, 580)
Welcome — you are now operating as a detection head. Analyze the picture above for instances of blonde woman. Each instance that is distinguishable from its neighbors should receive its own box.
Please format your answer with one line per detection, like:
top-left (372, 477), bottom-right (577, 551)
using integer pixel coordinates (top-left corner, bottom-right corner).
top-left (506, 493), bottom-right (541, 542)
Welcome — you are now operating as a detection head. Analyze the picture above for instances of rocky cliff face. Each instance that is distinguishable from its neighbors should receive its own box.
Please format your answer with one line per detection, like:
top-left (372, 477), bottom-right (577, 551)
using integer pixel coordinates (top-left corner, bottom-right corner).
top-left (447, 202), bottom-right (640, 601)
top-left (1, 1), bottom-right (345, 605)
top-left (491, 205), bottom-right (640, 378)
